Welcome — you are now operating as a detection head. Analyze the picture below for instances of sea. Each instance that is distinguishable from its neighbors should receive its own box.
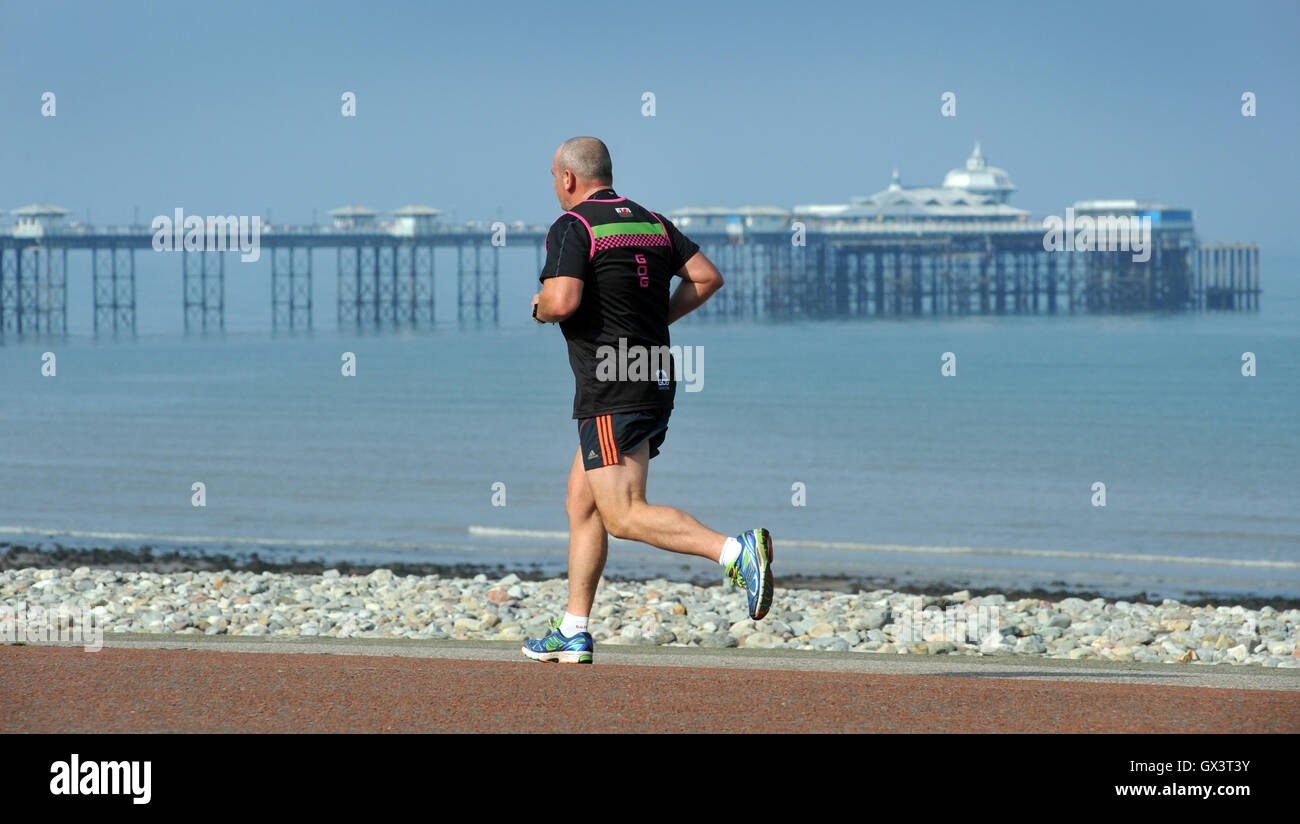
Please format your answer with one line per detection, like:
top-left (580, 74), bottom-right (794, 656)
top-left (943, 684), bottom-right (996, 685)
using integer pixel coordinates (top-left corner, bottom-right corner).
top-left (1, 245), bottom-right (1297, 602)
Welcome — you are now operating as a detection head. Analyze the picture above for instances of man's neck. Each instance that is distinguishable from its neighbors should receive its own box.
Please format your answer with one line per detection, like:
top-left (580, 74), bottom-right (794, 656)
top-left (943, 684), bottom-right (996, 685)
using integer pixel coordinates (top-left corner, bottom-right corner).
top-left (572, 183), bottom-right (614, 206)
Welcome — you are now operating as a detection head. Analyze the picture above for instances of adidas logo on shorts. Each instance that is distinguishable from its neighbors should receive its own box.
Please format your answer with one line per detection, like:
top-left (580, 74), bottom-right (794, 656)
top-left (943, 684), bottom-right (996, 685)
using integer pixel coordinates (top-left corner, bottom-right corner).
top-left (587, 449), bottom-right (599, 460)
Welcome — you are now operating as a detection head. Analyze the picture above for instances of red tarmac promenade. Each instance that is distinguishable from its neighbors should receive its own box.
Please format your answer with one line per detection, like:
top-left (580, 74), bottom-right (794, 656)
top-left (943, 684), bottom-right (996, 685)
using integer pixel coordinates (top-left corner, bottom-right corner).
top-left (3, 639), bottom-right (1297, 733)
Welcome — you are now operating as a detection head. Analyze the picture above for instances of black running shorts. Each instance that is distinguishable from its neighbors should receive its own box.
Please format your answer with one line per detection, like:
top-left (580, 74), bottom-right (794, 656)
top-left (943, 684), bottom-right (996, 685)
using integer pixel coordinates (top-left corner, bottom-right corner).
top-left (578, 409), bottom-right (671, 471)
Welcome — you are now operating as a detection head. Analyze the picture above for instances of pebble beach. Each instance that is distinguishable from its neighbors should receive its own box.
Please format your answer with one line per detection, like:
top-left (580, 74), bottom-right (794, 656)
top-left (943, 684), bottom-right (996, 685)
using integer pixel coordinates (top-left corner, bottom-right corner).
top-left (4, 565), bottom-right (1299, 668)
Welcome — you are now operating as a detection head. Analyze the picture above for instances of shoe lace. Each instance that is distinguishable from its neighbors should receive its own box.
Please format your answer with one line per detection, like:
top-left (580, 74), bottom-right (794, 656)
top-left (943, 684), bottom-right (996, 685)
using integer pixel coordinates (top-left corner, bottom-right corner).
top-left (726, 558), bottom-right (745, 589)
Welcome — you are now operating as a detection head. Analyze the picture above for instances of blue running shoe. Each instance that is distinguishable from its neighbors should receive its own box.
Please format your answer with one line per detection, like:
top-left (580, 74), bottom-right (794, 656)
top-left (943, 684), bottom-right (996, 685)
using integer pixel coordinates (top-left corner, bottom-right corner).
top-left (522, 618), bottom-right (594, 664)
top-left (726, 528), bottom-right (774, 620)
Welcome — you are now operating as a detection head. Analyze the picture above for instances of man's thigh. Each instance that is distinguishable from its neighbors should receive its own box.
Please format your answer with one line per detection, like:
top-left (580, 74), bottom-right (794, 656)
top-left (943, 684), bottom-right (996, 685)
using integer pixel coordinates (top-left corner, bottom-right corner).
top-left (583, 441), bottom-right (650, 521)
top-left (566, 447), bottom-right (596, 515)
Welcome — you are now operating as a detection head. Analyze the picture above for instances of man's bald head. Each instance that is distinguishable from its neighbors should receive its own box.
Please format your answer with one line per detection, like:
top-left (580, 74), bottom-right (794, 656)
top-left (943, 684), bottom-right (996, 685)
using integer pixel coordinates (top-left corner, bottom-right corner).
top-left (551, 137), bottom-right (614, 209)
top-left (556, 137), bottom-right (613, 185)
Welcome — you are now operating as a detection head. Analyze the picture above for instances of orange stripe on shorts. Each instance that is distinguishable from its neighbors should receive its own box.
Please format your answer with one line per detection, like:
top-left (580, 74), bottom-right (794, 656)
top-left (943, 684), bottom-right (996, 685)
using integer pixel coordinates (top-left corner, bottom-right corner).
top-left (597, 416), bottom-right (610, 465)
top-left (604, 415), bottom-right (619, 464)
top-left (594, 416), bottom-right (609, 463)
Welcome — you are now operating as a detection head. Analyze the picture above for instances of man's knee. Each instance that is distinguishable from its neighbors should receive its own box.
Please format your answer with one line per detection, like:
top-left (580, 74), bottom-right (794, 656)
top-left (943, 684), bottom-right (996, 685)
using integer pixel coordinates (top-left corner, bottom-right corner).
top-left (565, 486), bottom-right (597, 524)
top-left (602, 515), bottom-right (633, 541)
top-left (598, 504), bottom-right (642, 541)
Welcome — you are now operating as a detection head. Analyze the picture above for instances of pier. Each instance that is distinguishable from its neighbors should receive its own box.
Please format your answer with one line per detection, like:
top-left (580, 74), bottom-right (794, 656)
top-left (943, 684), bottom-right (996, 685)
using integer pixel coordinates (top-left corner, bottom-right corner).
top-left (688, 226), bottom-right (1260, 320)
top-left (0, 218), bottom-right (1262, 339)
top-left (0, 224), bottom-right (531, 337)
top-left (0, 145), bottom-right (1265, 339)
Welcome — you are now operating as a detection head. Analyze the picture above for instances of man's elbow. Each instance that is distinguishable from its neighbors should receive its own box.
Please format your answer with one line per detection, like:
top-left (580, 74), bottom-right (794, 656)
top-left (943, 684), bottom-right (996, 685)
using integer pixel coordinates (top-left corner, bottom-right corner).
top-left (551, 296), bottom-right (582, 321)
top-left (705, 272), bottom-right (724, 296)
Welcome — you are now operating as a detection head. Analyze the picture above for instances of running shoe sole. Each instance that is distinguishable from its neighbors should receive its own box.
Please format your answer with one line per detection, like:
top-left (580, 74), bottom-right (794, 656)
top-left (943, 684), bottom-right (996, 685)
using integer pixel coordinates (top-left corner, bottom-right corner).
top-left (753, 527), bottom-right (775, 620)
top-left (520, 646), bottom-right (593, 664)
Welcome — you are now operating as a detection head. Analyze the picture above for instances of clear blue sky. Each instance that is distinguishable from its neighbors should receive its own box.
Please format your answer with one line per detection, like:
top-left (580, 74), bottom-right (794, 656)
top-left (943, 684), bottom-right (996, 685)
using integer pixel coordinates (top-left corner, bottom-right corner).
top-left (2, 0), bottom-right (1297, 254)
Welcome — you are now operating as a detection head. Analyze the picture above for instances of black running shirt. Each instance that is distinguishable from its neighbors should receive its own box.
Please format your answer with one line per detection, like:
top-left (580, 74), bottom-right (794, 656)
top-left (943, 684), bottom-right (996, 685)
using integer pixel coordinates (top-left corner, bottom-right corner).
top-left (539, 188), bottom-right (699, 419)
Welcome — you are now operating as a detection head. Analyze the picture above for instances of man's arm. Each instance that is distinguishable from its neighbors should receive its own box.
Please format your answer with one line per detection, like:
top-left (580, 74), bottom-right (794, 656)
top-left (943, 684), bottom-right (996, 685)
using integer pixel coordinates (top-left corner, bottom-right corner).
top-left (533, 216), bottom-right (589, 323)
top-left (667, 251), bottom-right (724, 325)
top-left (533, 276), bottom-right (584, 323)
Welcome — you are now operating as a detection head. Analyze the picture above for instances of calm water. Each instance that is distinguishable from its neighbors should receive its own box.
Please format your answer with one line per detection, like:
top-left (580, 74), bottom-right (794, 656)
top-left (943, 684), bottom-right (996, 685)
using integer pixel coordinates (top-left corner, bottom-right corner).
top-left (1, 249), bottom-right (1297, 601)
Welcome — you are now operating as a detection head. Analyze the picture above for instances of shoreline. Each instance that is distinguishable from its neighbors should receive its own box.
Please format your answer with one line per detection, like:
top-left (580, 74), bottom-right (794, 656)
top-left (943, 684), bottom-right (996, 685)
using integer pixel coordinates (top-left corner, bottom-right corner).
top-left (4, 543), bottom-right (1299, 612)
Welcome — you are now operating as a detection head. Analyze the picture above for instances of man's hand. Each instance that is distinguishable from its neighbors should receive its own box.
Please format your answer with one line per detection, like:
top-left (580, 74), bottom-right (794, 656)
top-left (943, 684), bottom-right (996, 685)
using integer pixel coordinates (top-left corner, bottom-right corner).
top-left (531, 293), bottom-right (543, 323)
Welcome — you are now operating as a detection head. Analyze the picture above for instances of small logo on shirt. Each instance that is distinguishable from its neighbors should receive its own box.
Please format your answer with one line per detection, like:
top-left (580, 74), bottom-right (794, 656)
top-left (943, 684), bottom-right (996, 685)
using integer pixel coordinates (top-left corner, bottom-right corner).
top-left (615, 207), bottom-right (632, 217)
top-left (587, 450), bottom-right (599, 460)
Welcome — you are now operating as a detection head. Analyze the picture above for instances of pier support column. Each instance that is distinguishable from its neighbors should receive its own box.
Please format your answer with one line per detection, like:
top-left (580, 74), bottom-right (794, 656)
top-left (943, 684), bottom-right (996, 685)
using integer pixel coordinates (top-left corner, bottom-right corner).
top-left (18, 247), bottom-right (34, 333)
top-left (1067, 252), bottom-right (1077, 314)
top-left (1235, 246), bottom-right (1245, 311)
top-left (1, 244), bottom-right (65, 336)
top-left (377, 243), bottom-right (396, 326)
top-left (1, 245), bottom-right (24, 335)
top-left (93, 244), bottom-right (135, 336)
top-left (1030, 252), bottom-right (1040, 313)
top-left (457, 241), bottom-right (498, 324)
top-left (273, 246), bottom-right (313, 331)
top-left (1252, 246), bottom-right (1260, 310)
top-left (412, 243), bottom-right (435, 326)
top-left (934, 250), bottom-right (946, 316)
top-left (183, 249), bottom-right (224, 333)
top-left (890, 250), bottom-right (902, 315)
top-left (767, 242), bottom-right (784, 318)
top-left (361, 244), bottom-right (379, 327)
top-left (336, 246), bottom-right (359, 329)
top-left (44, 246), bottom-right (68, 334)
top-left (791, 241), bottom-right (807, 317)
top-left (0, 246), bottom-right (12, 335)
top-left (872, 251), bottom-right (883, 316)
top-left (994, 251), bottom-right (1007, 314)
top-left (915, 249), bottom-right (924, 314)
top-left (1046, 253), bottom-right (1058, 314)
top-left (979, 252), bottom-right (990, 315)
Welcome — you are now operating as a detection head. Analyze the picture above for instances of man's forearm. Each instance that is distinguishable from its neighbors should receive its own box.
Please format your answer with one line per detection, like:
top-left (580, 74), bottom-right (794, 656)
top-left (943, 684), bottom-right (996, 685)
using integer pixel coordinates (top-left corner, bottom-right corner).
top-left (535, 285), bottom-right (579, 323)
top-left (667, 279), bottom-right (719, 325)
top-left (536, 294), bottom-right (565, 323)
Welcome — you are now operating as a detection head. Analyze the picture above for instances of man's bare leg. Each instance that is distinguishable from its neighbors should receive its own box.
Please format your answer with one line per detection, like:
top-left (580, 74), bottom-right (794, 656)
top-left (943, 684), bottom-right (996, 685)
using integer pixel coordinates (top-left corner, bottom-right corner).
top-left (565, 447), bottom-right (608, 618)
top-left (583, 441), bottom-right (727, 561)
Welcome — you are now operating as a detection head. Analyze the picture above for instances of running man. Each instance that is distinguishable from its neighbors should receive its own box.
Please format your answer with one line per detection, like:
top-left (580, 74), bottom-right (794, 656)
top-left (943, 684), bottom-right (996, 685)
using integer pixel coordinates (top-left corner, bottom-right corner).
top-left (523, 136), bottom-right (773, 664)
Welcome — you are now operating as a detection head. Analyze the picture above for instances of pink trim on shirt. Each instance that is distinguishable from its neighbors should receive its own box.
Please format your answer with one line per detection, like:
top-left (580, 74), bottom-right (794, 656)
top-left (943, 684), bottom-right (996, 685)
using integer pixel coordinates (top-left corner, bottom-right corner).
top-left (564, 210), bottom-right (596, 260)
top-left (649, 210), bottom-right (673, 242)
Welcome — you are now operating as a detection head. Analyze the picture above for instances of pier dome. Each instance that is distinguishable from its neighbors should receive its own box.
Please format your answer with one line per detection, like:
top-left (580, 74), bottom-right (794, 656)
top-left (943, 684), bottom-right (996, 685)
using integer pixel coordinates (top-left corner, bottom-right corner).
top-left (942, 142), bottom-right (1016, 204)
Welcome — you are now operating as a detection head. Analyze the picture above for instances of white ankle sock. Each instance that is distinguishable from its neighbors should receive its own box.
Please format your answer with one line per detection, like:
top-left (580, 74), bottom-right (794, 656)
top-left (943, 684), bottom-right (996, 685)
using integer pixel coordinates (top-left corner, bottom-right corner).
top-left (719, 536), bottom-right (742, 569)
top-left (559, 611), bottom-right (589, 637)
